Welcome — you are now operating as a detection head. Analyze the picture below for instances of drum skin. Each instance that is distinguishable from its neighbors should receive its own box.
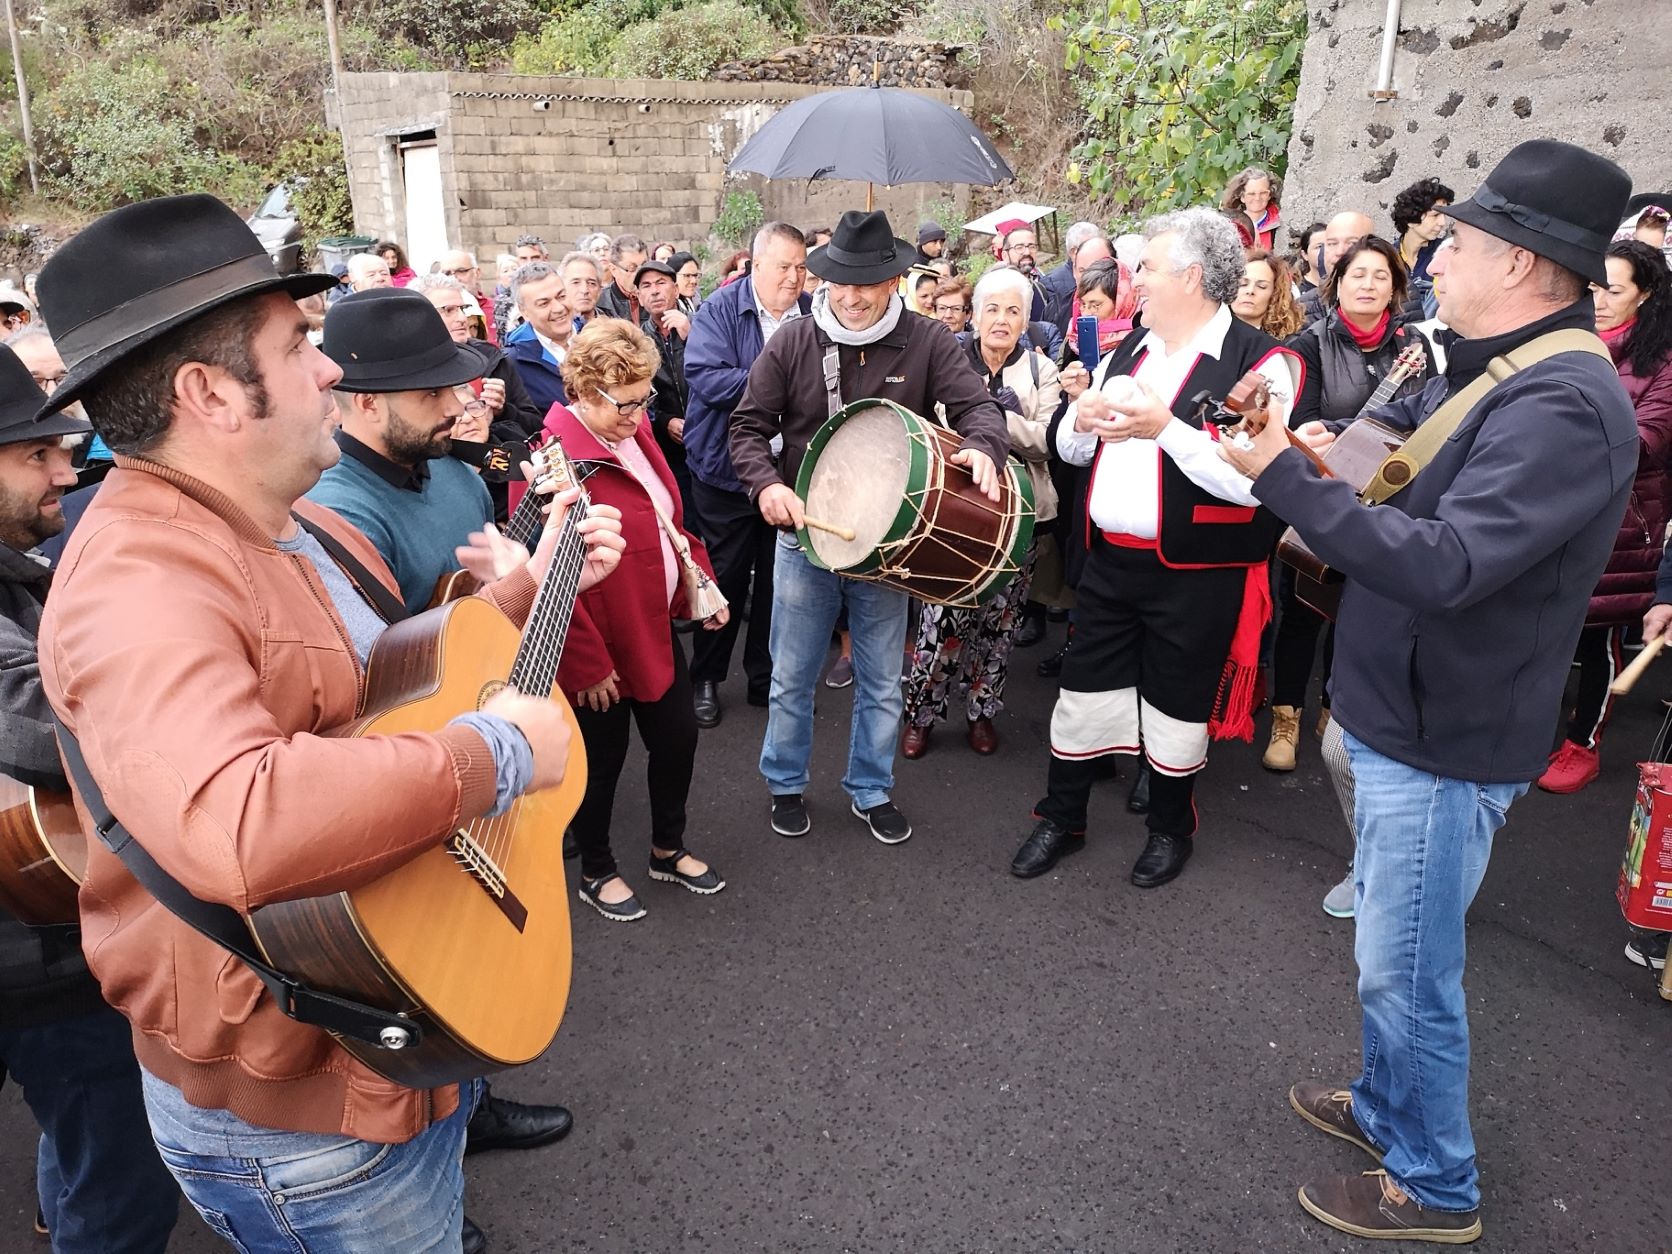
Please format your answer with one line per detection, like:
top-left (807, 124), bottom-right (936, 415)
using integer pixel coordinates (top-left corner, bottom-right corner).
top-left (795, 398), bottom-right (1034, 607)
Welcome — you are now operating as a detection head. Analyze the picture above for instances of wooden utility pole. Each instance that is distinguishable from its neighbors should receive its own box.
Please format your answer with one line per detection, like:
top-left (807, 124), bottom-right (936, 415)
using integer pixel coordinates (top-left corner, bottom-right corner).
top-left (2, 0), bottom-right (38, 195)
top-left (322, 0), bottom-right (344, 96)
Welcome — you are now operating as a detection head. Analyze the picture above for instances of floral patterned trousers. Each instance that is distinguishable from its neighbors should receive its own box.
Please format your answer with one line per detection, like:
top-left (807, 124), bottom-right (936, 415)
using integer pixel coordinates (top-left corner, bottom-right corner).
top-left (903, 544), bottom-right (1037, 728)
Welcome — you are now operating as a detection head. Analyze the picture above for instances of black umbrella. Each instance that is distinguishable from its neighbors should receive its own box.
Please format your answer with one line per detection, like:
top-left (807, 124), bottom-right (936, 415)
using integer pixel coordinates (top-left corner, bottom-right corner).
top-left (729, 86), bottom-right (1013, 205)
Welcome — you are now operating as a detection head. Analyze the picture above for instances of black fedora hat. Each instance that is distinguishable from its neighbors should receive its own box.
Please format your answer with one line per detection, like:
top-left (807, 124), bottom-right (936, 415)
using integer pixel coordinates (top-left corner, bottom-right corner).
top-left (323, 288), bottom-right (486, 393)
top-left (807, 210), bottom-right (916, 285)
top-left (0, 346), bottom-right (92, 444)
top-left (33, 194), bottom-right (337, 419)
top-left (1445, 139), bottom-right (1630, 285)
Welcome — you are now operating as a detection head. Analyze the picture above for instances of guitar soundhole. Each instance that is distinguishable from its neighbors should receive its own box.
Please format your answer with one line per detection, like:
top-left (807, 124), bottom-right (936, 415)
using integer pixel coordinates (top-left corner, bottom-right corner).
top-left (478, 680), bottom-right (508, 710)
top-left (446, 831), bottom-right (529, 932)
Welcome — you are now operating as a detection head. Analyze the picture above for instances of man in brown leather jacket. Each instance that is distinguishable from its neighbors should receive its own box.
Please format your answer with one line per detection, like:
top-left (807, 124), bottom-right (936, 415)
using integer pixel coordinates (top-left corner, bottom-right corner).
top-left (33, 195), bottom-right (624, 1253)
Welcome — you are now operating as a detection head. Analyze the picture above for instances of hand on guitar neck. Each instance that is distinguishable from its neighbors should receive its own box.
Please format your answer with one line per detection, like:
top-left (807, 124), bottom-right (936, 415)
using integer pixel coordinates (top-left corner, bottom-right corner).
top-left (454, 481), bottom-right (627, 592)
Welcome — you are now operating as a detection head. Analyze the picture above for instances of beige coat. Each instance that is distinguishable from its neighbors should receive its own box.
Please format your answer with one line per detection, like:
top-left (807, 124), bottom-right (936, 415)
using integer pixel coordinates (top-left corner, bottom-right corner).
top-left (945, 340), bottom-right (1062, 523)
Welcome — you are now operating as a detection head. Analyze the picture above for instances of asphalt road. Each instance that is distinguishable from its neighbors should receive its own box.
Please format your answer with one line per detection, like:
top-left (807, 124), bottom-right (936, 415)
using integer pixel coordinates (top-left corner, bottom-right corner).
top-left (5, 623), bottom-right (1671, 1254)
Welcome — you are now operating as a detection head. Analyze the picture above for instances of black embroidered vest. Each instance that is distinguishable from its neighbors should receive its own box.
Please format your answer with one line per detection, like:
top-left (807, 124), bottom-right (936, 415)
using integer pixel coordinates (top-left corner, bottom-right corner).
top-left (1090, 314), bottom-right (1287, 568)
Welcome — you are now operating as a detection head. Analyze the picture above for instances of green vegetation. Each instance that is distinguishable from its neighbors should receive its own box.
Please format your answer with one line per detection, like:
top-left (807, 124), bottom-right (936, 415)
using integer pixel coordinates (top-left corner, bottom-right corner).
top-left (1054, 0), bottom-right (1307, 213)
top-left (511, 0), bottom-right (795, 77)
top-left (713, 189), bottom-right (764, 248)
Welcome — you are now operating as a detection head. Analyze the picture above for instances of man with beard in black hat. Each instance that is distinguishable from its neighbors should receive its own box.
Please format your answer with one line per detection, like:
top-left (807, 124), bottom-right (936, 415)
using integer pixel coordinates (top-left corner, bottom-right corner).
top-left (307, 287), bottom-right (506, 615)
top-left (730, 208), bottom-right (1008, 845)
top-left (1225, 140), bottom-right (1637, 1243)
top-left (0, 345), bottom-right (180, 1254)
top-left (32, 194), bottom-right (624, 1254)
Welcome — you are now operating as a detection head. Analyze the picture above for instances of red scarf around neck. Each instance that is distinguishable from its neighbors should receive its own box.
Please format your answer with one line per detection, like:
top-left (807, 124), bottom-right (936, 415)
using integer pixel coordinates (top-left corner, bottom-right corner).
top-left (1343, 308), bottom-right (1391, 350)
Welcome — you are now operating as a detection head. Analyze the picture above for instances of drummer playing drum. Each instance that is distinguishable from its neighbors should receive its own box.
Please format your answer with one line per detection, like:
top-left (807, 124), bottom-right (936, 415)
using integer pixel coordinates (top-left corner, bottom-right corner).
top-left (729, 209), bottom-right (1010, 846)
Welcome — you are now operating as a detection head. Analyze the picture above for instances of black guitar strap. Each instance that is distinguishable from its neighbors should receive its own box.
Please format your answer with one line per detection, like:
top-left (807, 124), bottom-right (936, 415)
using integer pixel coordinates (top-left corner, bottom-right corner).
top-left (292, 513), bottom-right (409, 624)
top-left (44, 514), bottom-right (429, 1051)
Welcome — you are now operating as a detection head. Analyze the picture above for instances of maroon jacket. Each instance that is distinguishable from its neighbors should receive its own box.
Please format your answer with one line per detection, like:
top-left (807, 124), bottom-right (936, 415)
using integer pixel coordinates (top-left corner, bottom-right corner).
top-left (547, 407), bottom-right (716, 702)
top-left (1589, 338), bottom-right (1672, 625)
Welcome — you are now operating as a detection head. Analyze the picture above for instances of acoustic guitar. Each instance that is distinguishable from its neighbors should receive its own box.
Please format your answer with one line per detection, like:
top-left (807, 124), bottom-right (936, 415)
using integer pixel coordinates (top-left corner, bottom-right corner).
top-left (0, 775), bottom-right (86, 926)
top-left (1274, 342), bottom-right (1430, 619)
top-left (248, 442), bottom-right (591, 1087)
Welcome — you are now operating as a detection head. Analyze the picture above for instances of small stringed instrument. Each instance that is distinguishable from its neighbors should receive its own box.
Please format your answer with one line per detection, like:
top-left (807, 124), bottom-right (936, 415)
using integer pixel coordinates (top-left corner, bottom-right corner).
top-left (249, 441), bottom-right (592, 1086)
top-left (1214, 358), bottom-right (1329, 476)
top-left (1276, 341), bottom-right (1431, 619)
top-left (429, 436), bottom-right (559, 608)
top-left (0, 775), bottom-right (86, 926)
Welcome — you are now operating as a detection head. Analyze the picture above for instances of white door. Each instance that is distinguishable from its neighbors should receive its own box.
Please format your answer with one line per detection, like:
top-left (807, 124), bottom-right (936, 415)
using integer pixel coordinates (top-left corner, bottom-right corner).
top-left (401, 142), bottom-right (447, 278)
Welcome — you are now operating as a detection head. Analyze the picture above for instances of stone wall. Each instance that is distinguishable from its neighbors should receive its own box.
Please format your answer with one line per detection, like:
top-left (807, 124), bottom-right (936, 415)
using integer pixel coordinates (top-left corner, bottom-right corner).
top-left (334, 72), bottom-right (972, 270)
top-left (1282, 0), bottom-right (1671, 242)
top-left (714, 35), bottom-right (972, 91)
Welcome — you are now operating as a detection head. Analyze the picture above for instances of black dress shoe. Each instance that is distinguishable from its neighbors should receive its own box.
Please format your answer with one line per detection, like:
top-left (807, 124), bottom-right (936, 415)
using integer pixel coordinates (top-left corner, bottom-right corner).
top-left (1126, 762), bottom-right (1151, 815)
top-left (1130, 832), bottom-right (1192, 888)
top-left (1010, 818), bottom-right (1085, 878)
top-left (693, 680), bottom-right (721, 729)
top-left (1036, 639), bottom-right (1069, 679)
top-left (465, 1093), bottom-right (575, 1156)
top-left (1013, 612), bottom-right (1046, 648)
top-left (463, 1215), bottom-right (487, 1254)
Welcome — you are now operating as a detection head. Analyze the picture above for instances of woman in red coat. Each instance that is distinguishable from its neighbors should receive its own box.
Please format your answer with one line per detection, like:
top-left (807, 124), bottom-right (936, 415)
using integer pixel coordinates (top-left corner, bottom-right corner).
top-left (553, 319), bottom-right (729, 920)
top-left (1539, 240), bottom-right (1672, 793)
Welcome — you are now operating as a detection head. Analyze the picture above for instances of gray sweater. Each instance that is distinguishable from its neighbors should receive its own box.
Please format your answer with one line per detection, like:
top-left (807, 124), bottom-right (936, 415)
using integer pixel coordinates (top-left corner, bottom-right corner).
top-left (1256, 301), bottom-right (1638, 783)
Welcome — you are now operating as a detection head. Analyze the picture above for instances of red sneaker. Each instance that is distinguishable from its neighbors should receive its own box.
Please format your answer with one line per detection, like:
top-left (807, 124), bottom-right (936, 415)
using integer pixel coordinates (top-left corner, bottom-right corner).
top-left (1537, 740), bottom-right (1600, 794)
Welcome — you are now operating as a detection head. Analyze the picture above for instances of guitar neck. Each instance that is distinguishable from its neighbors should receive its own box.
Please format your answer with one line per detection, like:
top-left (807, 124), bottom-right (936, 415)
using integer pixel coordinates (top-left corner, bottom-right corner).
top-left (502, 484), bottom-right (545, 549)
top-left (506, 507), bottom-right (588, 698)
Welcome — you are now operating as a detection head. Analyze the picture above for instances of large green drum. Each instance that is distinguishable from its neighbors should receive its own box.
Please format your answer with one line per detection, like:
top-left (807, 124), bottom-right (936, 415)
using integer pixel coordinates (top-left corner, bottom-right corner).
top-left (794, 398), bottom-right (1035, 607)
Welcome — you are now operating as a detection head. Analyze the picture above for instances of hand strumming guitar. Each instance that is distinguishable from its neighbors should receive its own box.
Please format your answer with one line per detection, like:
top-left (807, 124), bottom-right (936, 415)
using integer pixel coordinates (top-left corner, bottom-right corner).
top-left (455, 483), bottom-right (626, 591)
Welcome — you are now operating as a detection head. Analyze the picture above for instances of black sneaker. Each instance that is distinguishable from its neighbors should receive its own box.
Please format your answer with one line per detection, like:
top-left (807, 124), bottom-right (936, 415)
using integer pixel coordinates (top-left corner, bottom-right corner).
top-left (851, 799), bottom-right (912, 844)
top-left (771, 794), bottom-right (811, 837)
top-left (1625, 930), bottom-right (1670, 971)
top-left (577, 875), bottom-right (646, 922)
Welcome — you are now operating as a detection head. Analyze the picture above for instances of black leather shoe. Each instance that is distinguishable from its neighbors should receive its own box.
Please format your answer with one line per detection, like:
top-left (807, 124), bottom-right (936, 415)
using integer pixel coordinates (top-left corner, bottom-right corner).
top-left (1013, 612), bottom-right (1046, 648)
top-left (465, 1093), bottom-right (575, 1156)
top-left (1126, 762), bottom-right (1151, 815)
top-left (1130, 832), bottom-right (1192, 888)
top-left (462, 1216), bottom-right (487, 1254)
top-left (1037, 638), bottom-right (1069, 679)
top-left (1010, 818), bottom-right (1085, 878)
top-left (693, 680), bottom-right (721, 729)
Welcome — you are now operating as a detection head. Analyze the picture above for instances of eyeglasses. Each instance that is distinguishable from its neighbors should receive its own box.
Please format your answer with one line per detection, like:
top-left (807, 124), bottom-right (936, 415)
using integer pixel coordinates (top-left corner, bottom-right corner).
top-left (933, 303), bottom-right (968, 315)
top-left (434, 303), bottom-right (469, 319)
top-left (440, 266), bottom-right (477, 277)
top-left (597, 387), bottom-right (657, 415)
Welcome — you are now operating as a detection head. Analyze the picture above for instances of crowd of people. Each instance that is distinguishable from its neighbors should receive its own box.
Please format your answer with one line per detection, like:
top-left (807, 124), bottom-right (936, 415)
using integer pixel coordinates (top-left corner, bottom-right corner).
top-left (0, 134), bottom-right (1666, 1253)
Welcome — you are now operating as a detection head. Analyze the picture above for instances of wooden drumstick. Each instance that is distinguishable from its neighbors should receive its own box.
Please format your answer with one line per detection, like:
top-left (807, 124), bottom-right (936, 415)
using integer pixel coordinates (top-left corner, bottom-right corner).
top-left (803, 516), bottom-right (857, 542)
top-left (1610, 635), bottom-right (1665, 696)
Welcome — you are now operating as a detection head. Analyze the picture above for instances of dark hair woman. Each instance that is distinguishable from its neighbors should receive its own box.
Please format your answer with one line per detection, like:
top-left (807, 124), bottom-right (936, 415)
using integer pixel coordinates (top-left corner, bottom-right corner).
top-left (931, 275), bottom-right (972, 335)
top-left (1537, 241), bottom-right (1672, 795)
top-left (552, 319), bottom-right (728, 921)
top-left (1295, 221), bottom-right (1325, 294)
top-left (1061, 258), bottom-right (1138, 369)
top-left (376, 240), bottom-right (416, 288)
top-left (1266, 236), bottom-right (1436, 765)
top-left (1233, 247), bottom-right (1306, 340)
top-left (1390, 177), bottom-right (1454, 318)
top-left (1221, 166), bottom-right (1282, 250)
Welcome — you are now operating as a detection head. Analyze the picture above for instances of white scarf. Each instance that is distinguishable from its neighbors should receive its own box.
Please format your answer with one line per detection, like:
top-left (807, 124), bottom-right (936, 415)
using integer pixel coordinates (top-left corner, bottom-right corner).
top-left (811, 286), bottom-right (903, 347)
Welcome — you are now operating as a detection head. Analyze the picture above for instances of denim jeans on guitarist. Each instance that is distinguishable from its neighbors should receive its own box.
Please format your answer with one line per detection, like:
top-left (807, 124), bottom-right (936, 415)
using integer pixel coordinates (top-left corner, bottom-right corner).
top-left (1342, 729), bottom-right (1527, 1212)
top-left (141, 1067), bottom-right (483, 1252)
top-left (761, 532), bottom-right (908, 809)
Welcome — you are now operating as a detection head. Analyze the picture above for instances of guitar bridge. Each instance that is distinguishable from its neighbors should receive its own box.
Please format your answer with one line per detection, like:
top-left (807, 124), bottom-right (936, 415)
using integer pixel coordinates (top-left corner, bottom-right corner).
top-left (446, 832), bottom-right (529, 932)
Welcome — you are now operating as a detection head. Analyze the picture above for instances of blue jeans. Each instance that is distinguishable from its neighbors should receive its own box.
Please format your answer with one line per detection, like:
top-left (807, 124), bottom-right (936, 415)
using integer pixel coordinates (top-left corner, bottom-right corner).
top-left (141, 1068), bottom-right (483, 1252)
top-left (762, 534), bottom-right (908, 809)
top-left (1342, 730), bottom-right (1527, 1212)
top-left (0, 1004), bottom-right (178, 1253)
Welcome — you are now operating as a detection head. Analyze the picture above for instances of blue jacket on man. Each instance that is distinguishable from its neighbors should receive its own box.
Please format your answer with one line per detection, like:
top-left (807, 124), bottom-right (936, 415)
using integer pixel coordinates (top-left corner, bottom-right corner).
top-left (502, 320), bottom-right (568, 419)
top-left (1255, 300), bottom-right (1638, 784)
top-left (683, 276), bottom-right (812, 494)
